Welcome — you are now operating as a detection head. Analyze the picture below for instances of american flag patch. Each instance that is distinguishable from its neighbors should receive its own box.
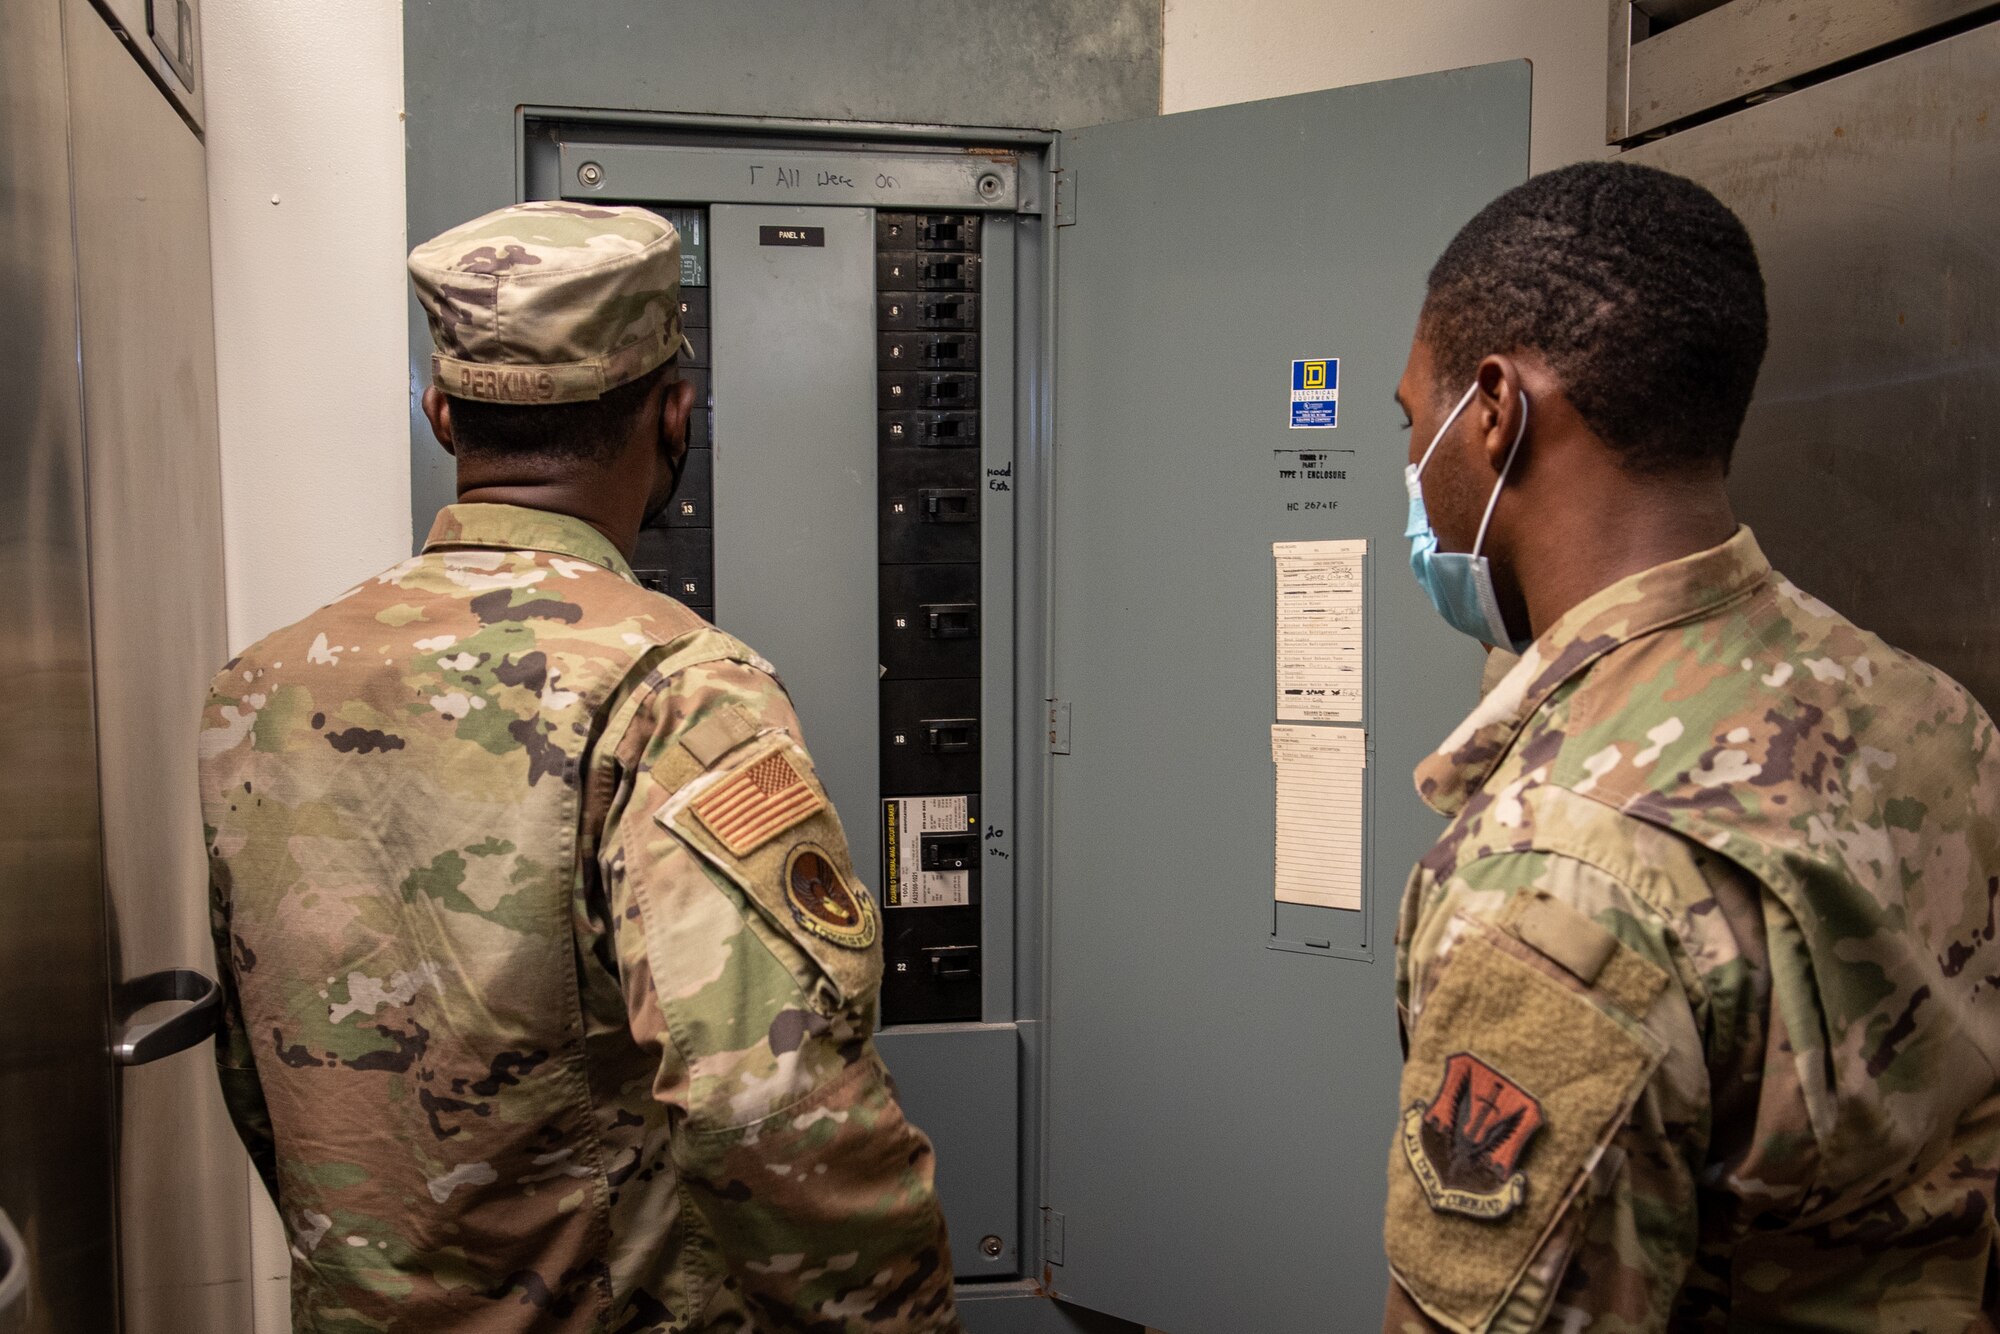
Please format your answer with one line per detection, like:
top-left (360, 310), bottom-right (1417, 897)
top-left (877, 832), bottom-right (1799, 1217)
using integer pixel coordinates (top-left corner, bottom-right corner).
top-left (689, 747), bottom-right (825, 856)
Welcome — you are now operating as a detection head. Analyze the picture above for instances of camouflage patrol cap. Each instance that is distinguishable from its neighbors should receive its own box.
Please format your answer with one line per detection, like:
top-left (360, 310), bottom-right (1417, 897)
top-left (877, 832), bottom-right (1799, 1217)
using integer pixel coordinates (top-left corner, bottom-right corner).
top-left (409, 201), bottom-right (692, 405)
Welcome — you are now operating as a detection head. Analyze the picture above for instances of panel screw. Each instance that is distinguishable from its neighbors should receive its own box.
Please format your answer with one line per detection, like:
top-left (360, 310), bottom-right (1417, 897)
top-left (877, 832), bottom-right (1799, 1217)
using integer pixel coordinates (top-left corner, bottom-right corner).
top-left (577, 161), bottom-right (605, 188)
top-left (979, 1234), bottom-right (1003, 1258)
top-left (976, 173), bottom-right (1003, 201)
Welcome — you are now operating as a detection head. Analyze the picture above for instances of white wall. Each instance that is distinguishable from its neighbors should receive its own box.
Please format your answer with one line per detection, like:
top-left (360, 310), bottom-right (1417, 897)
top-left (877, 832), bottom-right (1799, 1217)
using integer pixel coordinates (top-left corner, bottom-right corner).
top-left (205, 0), bottom-right (412, 654)
top-left (1163, 0), bottom-right (1613, 174)
top-left (200, 2), bottom-right (409, 1325)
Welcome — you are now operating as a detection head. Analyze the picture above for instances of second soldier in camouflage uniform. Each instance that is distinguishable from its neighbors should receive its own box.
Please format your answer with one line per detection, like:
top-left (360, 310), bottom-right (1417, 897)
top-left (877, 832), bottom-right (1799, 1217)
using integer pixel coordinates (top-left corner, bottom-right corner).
top-left (202, 202), bottom-right (961, 1332)
top-left (1383, 163), bottom-right (2000, 1331)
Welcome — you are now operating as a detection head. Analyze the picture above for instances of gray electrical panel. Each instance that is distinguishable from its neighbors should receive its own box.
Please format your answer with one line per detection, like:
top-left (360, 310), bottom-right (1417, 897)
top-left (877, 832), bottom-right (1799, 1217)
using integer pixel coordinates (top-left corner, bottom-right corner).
top-left (451, 62), bottom-right (1530, 1333)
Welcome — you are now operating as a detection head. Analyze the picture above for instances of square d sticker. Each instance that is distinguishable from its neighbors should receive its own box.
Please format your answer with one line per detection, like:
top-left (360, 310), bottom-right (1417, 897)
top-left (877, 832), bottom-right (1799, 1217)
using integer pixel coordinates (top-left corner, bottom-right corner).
top-left (1290, 358), bottom-right (1339, 429)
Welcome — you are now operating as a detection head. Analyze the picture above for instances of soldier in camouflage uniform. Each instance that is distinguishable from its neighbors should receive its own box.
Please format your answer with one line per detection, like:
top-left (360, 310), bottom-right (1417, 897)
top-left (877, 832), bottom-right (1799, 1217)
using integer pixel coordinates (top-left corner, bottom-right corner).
top-left (1383, 162), bottom-right (2000, 1331)
top-left (200, 201), bottom-right (961, 1332)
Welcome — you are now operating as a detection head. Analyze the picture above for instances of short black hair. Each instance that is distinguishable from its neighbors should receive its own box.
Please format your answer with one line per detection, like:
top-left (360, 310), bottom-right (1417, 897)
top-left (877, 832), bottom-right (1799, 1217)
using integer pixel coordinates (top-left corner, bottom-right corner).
top-left (1421, 161), bottom-right (1767, 473)
top-left (448, 360), bottom-right (674, 463)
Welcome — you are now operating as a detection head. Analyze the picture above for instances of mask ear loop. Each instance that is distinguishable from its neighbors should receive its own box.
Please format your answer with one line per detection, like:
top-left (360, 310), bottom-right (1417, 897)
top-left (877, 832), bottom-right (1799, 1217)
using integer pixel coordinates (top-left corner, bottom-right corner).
top-left (1470, 391), bottom-right (1531, 559)
top-left (1413, 382), bottom-right (1481, 480)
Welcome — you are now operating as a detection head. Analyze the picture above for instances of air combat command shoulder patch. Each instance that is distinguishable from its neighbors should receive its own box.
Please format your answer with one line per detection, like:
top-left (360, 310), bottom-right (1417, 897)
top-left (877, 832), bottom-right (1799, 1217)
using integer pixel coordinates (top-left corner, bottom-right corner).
top-left (783, 843), bottom-right (878, 950)
top-left (1402, 1052), bottom-right (1543, 1221)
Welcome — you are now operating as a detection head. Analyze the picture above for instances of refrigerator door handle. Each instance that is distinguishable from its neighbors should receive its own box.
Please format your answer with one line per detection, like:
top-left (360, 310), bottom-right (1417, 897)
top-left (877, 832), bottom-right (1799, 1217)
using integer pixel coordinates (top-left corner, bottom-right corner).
top-left (111, 967), bottom-right (223, 1066)
top-left (0, 1203), bottom-right (27, 1312)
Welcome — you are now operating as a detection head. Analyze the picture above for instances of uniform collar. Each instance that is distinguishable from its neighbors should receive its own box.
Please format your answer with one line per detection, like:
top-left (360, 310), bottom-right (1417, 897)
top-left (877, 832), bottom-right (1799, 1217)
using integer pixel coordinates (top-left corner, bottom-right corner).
top-left (422, 503), bottom-right (636, 581)
top-left (1414, 526), bottom-right (1773, 816)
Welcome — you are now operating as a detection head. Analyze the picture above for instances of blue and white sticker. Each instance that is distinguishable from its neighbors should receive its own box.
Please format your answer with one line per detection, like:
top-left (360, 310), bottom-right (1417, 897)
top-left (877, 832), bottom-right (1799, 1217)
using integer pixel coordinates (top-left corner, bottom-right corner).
top-left (1290, 358), bottom-right (1339, 429)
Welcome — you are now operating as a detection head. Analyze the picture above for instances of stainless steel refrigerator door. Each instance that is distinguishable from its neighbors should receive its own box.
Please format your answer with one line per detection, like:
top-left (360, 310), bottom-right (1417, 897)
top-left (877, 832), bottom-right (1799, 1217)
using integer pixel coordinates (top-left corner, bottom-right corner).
top-left (0, 0), bottom-right (120, 1328)
top-left (1627, 18), bottom-right (2000, 716)
top-left (62, 2), bottom-right (253, 1327)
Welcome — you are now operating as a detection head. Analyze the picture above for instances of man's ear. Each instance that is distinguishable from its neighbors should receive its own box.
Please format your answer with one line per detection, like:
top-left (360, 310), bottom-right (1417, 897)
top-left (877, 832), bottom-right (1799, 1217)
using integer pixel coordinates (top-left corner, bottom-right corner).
top-left (422, 386), bottom-right (456, 457)
top-left (659, 373), bottom-right (697, 466)
top-left (1472, 354), bottom-right (1528, 473)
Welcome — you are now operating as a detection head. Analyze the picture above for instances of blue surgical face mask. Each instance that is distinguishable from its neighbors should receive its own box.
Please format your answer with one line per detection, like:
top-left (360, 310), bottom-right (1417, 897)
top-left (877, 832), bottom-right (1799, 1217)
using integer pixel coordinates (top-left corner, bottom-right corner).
top-left (1403, 383), bottom-right (1533, 653)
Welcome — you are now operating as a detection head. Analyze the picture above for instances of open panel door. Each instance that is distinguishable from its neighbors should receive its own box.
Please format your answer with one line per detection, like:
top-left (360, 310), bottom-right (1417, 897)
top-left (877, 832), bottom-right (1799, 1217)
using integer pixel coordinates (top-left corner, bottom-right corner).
top-left (1043, 66), bottom-right (1530, 1332)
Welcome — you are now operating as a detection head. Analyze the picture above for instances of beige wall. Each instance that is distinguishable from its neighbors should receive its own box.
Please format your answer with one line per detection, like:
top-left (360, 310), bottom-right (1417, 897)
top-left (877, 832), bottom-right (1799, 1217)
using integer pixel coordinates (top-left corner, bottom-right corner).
top-left (205, 0), bottom-right (412, 656)
top-left (1163, 0), bottom-right (1614, 174)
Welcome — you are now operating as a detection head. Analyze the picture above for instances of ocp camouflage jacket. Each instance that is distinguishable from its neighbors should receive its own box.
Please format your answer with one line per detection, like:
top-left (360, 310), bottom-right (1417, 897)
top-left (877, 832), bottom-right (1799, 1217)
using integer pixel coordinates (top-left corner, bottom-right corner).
top-left (201, 503), bottom-right (960, 1333)
top-left (1386, 528), bottom-right (2000, 1333)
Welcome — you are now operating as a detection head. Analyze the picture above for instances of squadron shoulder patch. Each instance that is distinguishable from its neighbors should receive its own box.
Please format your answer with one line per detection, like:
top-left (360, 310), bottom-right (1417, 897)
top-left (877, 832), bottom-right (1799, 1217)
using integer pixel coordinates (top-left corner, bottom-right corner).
top-left (1402, 1052), bottom-right (1543, 1222)
top-left (691, 746), bottom-right (826, 856)
top-left (783, 843), bottom-right (877, 950)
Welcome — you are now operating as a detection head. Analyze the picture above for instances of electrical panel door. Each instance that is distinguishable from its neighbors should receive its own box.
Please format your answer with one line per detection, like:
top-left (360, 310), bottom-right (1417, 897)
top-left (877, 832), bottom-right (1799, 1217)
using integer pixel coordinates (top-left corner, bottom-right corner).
top-left (1040, 66), bottom-right (1532, 1333)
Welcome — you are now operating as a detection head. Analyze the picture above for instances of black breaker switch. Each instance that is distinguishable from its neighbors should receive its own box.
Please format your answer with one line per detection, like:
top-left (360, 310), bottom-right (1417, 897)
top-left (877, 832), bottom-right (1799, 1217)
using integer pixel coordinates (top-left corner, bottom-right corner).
top-left (877, 251), bottom-right (982, 292)
top-left (919, 215), bottom-right (981, 249)
top-left (925, 945), bottom-right (980, 981)
top-left (881, 411), bottom-right (979, 449)
top-left (918, 254), bottom-right (979, 289)
top-left (880, 371), bottom-right (979, 411)
top-left (877, 212), bottom-right (982, 252)
top-left (923, 717), bottom-right (979, 754)
top-left (880, 332), bottom-right (980, 371)
top-left (920, 831), bottom-right (977, 872)
top-left (924, 602), bottom-right (977, 639)
top-left (921, 488), bottom-right (978, 524)
top-left (878, 292), bottom-right (980, 332)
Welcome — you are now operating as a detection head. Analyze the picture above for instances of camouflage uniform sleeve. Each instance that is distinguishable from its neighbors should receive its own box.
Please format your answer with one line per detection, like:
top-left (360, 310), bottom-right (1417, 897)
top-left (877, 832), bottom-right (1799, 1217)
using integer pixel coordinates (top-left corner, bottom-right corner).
top-left (209, 867), bottom-right (279, 1200)
top-left (201, 711), bottom-right (279, 1200)
top-left (601, 653), bottom-right (960, 1332)
top-left (1386, 841), bottom-right (1721, 1334)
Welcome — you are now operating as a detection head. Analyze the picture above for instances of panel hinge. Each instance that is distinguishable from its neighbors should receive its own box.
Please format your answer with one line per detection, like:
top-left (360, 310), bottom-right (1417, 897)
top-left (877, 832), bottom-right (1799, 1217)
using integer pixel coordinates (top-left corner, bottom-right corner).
top-left (1046, 699), bottom-right (1072, 755)
top-left (1053, 169), bottom-right (1078, 227)
top-left (1041, 1206), bottom-right (1066, 1265)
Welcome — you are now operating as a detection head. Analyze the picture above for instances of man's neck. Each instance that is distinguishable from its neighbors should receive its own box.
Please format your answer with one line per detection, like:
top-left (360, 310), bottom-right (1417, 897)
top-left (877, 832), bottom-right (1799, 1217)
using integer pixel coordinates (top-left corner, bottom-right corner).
top-left (454, 483), bottom-right (640, 561)
top-left (1513, 474), bottom-right (1738, 640)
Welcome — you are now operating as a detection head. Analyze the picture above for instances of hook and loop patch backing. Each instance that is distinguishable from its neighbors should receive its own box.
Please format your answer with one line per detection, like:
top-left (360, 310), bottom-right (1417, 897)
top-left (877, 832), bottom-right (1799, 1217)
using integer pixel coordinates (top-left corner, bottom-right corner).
top-left (1386, 924), bottom-right (1665, 1332)
top-left (663, 734), bottom-right (881, 1008)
